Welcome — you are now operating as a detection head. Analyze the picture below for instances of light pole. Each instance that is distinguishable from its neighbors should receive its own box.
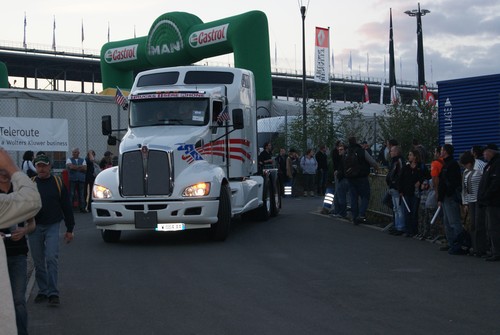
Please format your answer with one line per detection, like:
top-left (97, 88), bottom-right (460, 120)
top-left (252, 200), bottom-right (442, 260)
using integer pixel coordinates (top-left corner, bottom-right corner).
top-left (300, 5), bottom-right (307, 153)
top-left (405, 3), bottom-right (430, 89)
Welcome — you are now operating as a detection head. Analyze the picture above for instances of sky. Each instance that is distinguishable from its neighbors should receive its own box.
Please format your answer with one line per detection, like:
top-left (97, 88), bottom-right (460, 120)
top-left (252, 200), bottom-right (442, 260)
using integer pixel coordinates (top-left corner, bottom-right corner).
top-left (1, 0), bottom-right (499, 87)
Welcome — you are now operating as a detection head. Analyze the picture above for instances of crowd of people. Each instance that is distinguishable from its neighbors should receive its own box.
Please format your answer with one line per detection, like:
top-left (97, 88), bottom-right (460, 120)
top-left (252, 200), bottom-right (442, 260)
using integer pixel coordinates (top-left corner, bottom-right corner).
top-left (259, 138), bottom-right (500, 262)
top-left (382, 140), bottom-right (500, 261)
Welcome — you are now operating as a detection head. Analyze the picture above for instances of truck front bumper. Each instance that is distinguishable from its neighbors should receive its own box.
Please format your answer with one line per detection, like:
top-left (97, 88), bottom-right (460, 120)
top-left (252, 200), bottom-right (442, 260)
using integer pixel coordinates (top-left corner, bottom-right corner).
top-left (92, 199), bottom-right (219, 231)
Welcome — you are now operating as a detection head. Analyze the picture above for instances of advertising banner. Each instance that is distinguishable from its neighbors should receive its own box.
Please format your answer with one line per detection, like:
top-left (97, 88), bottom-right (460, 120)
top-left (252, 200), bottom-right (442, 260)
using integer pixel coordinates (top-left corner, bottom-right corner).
top-left (0, 117), bottom-right (68, 152)
top-left (314, 27), bottom-right (330, 84)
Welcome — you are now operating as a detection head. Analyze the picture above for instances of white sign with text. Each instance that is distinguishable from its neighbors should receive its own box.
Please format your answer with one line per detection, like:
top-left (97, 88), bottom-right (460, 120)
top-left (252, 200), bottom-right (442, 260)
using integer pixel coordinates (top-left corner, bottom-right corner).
top-left (0, 117), bottom-right (68, 152)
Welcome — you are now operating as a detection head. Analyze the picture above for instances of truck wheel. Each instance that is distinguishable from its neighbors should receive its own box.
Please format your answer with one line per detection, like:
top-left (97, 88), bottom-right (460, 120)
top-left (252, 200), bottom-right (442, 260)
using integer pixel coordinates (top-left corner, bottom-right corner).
top-left (256, 175), bottom-right (271, 221)
top-left (210, 184), bottom-right (231, 241)
top-left (101, 229), bottom-right (121, 243)
top-left (270, 174), bottom-right (281, 217)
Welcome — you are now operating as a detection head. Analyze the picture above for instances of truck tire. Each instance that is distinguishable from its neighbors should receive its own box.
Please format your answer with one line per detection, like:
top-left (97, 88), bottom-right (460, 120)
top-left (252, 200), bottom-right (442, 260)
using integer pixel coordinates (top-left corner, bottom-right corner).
top-left (101, 229), bottom-right (121, 243)
top-left (210, 184), bottom-right (231, 241)
top-left (270, 173), bottom-right (281, 217)
top-left (256, 175), bottom-right (271, 221)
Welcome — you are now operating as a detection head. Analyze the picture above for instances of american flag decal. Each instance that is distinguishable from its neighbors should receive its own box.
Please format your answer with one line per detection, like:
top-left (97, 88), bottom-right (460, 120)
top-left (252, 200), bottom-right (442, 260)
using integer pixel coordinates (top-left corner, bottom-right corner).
top-left (177, 144), bottom-right (204, 164)
top-left (177, 139), bottom-right (252, 165)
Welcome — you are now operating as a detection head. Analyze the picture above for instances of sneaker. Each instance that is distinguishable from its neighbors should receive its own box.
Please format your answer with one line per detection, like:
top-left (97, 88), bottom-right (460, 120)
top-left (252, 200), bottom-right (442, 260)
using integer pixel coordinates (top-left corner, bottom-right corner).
top-left (48, 295), bottom-right (60, 305)
top-left (34, 294), bottom-right (48, 303)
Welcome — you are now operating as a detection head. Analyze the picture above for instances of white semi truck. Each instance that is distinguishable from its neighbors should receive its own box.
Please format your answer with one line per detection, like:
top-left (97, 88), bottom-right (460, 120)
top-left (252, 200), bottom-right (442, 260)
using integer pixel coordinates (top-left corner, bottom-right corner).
top-left (92, 66), bottom-right (281, 242)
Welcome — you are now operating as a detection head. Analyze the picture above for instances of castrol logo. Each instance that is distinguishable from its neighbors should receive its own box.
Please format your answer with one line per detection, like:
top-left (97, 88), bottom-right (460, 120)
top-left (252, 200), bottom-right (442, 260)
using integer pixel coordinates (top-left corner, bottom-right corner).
top-left (104, 45), bottom-right (138, 64)
top-left (189, 24), bottom-right (229, 48)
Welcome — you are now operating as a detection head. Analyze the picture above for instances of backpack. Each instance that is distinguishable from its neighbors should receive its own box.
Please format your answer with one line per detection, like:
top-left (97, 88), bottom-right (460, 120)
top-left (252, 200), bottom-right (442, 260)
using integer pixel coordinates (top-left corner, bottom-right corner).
top-left (344, 147), bottom-right (362, 178)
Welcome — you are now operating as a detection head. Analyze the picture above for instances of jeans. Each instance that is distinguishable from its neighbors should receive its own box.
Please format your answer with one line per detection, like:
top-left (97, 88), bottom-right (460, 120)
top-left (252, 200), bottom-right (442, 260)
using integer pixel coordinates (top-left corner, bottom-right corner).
top-left (441, 196), bottom-right (463, 247)
top-left (335, 178), bottom-right (349, 217)
top-left (390, 188), bottom-right (405, 232)
top-left (70, 180), bottom-right (86, 210)
top-left (348, 177), bottom-right (370, 220)
top-left (28, 221), bottom-right (61, 297)
top-left (7, 255), bottom-right (28, 335)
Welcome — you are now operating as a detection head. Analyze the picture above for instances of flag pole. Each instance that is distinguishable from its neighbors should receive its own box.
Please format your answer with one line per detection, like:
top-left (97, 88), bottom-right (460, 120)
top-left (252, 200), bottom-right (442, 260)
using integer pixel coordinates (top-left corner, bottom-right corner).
top-left (328, 27), bottom-right (332, 101)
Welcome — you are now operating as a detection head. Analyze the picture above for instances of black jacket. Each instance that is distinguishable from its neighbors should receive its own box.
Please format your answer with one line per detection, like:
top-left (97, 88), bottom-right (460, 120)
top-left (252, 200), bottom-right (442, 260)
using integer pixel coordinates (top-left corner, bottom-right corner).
top-left (478, 154), bottom-right (500, 207)
top-left (398, 163), bottom-right (425, 196)
top-left (437, 156), bottom-right (462, 202)
top-left (33, 175), bottom-right (75, 232)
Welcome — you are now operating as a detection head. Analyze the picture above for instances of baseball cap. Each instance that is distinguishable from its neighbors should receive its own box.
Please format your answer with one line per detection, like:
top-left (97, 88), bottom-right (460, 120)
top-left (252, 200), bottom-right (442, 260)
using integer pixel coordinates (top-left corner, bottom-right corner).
top-left (485, 143), bottom-right (498, 152)
top-left (33, 154), bottom-right (50, 166)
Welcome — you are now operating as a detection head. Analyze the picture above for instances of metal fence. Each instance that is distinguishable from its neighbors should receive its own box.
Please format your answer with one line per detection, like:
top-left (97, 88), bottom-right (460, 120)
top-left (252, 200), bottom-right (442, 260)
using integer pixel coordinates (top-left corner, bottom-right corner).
top-left (0, 89), bottom-right (126, 171)
top-left (368, 173), bottom-right (392, 217)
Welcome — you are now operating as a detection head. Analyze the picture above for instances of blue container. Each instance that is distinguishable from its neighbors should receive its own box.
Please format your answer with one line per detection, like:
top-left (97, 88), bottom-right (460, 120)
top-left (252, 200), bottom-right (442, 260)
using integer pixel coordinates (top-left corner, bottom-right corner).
top-left (438, 74), bottom-right (500, 158)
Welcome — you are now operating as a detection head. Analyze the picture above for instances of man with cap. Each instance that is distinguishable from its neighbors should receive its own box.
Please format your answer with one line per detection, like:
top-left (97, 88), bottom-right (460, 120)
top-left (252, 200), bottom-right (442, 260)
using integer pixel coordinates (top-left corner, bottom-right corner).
top-left (30, 154), bottom-right (75, 305)
top-left (478, 143), bottom-right (500, 261)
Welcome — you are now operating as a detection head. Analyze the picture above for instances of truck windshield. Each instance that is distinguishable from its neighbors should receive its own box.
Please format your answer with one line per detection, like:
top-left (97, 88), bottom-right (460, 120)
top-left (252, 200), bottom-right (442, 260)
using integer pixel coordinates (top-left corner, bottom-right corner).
top-left (129, 98), bottom-right (209, 127)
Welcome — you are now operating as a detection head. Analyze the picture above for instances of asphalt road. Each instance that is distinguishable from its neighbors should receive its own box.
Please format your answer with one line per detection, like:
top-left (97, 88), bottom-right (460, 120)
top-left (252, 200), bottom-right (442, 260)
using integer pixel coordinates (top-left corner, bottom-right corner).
top-left (27, 197), bottom-right (500, 335)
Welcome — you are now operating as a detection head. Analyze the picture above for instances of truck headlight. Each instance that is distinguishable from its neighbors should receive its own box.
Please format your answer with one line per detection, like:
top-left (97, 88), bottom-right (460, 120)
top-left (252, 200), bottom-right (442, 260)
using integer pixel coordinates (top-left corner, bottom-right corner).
top-left (93, 184), bottom-right (112, 199)
top-left (183, 182), bottom-right (210, 197)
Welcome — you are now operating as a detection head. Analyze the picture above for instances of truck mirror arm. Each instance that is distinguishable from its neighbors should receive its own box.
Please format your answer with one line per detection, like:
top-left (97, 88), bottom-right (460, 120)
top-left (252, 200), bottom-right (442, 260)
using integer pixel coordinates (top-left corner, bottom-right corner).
top-left (211, 127), bottom-right (238, 144)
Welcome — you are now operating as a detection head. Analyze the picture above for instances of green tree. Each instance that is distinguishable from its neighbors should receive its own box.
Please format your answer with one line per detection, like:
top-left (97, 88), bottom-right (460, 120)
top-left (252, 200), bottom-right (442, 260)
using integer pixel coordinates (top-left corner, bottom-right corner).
top-left (378, 100), bottom-right (438, 162)
top-left (337, 103), bottom-right (375, 145)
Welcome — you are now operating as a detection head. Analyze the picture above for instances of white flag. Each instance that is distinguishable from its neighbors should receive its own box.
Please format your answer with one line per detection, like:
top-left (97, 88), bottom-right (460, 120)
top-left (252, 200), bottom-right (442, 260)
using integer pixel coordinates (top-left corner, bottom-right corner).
top-left (23, 13), bottom-right (27, 48)
top-left (52, 16), bottom-right (56, 51)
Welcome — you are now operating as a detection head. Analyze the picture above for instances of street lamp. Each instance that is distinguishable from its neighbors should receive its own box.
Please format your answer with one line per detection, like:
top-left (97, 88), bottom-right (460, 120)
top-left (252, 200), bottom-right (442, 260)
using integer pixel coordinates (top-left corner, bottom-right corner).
top-left (300, 5), bottom-right (307, 153)
top-left (405, 3), bottom-right (430, 89)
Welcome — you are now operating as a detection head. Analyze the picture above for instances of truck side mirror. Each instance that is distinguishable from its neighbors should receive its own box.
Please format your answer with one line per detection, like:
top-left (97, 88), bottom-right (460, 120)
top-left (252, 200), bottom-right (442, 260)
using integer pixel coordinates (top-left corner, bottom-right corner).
top-left (102, 115), bottom-right (112, 135)
top-left (232, 109), bottom-right (244, 129)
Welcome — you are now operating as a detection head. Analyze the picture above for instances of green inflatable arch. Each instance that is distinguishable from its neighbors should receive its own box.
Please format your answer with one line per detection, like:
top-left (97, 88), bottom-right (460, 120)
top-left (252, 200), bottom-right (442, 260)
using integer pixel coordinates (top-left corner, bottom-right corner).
top-left (100, 11), bottom-right (272, 100)
top-left (0, 62), bottom-right (9, 88)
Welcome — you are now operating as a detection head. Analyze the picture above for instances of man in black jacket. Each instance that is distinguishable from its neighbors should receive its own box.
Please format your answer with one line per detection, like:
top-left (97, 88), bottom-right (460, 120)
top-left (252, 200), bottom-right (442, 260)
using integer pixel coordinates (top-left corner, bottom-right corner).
top-left (30, 155), bottom-right (75, 305)
top-left (437, 144), bottom-right (464, 255)
top-left (477, 143), bottom-right (500, 261)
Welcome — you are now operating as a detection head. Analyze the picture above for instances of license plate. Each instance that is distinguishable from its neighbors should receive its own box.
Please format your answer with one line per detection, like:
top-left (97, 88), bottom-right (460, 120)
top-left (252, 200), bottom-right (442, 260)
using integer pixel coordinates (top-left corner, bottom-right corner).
top-left (135, 212), bottom-right (158, 228)
top-left (156, 223), bottom-right (185, 231)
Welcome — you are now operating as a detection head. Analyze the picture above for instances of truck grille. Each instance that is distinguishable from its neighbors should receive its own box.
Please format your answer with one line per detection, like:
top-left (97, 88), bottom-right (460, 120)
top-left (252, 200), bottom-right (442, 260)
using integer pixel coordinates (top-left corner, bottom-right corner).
top-left (120, 149), bottom-right (173, 196)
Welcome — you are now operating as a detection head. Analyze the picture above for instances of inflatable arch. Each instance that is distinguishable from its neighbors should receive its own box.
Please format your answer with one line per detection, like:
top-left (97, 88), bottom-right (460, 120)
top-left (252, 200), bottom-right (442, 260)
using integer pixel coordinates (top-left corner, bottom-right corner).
top-left (100, 10), bottom-right (272, 100)
top-left (0, 62), bottom-right (9, 88)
